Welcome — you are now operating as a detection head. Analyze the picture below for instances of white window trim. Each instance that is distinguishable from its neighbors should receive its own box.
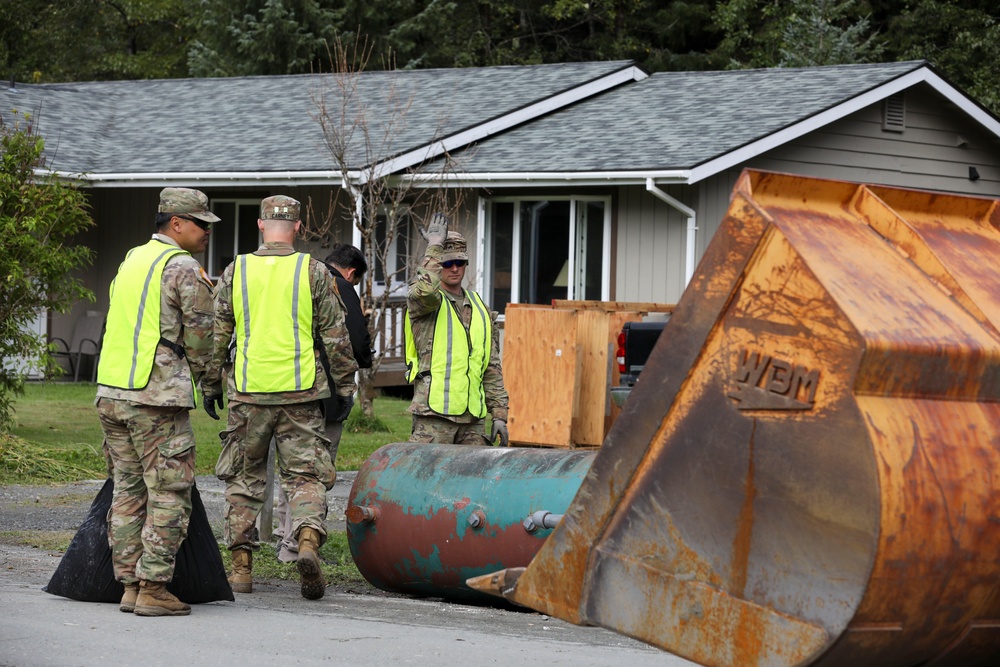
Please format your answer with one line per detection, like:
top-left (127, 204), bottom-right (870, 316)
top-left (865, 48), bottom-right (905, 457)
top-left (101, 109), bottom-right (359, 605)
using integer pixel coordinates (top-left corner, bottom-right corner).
top-left (369, 204), bottom-right (413, 299)
top-left (484, 194), bottom-right (612, 317)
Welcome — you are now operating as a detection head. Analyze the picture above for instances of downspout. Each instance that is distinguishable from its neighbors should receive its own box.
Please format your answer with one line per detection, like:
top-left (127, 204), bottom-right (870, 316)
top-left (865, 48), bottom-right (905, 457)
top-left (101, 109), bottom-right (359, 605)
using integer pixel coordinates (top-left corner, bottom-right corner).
top-left (345, 178), bottom-right (363, 253)
top-left (646, 178), bottom-right (697, 287)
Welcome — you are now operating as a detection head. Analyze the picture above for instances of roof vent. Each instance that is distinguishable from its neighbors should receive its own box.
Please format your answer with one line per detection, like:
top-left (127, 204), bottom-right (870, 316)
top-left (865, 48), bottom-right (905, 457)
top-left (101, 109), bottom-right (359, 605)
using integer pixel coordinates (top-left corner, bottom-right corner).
top-left (882, 93), bottom-right (905, 132)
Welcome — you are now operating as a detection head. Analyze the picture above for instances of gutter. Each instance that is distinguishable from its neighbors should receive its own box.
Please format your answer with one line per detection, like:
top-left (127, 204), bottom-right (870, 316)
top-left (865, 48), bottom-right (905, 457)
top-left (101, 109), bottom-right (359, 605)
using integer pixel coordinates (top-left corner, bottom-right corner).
top-left (346, 181), bottom-right (363, 251)
top-left (44, 167), bottom-right (695, 190)
top-left (646, 178), bottom-right (697, 287)
top-left (40, 169), bottom-right (361, 188)
top-left (397, 170), bottom-right (693, 188)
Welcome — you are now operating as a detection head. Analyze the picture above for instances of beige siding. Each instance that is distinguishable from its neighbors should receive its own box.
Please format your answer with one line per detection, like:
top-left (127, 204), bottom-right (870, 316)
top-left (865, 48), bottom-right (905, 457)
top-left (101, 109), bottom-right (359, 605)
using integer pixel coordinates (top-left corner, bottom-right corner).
top-left (614, 184), bottom-right (689, 304)
top-left (695, 171), bottom-right (743, 260)
top-left (745, 84), bottom-right (1000, 196)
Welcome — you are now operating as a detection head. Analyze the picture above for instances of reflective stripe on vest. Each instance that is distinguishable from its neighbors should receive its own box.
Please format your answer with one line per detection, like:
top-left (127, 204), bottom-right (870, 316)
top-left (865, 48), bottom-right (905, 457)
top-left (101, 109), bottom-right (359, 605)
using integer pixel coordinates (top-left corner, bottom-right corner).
top-left (404, 289), bottom-right (491, 418)
top-left (232, 252), bottom-right (315, 393)
top-left (97, 239), bottom-right (187, 389)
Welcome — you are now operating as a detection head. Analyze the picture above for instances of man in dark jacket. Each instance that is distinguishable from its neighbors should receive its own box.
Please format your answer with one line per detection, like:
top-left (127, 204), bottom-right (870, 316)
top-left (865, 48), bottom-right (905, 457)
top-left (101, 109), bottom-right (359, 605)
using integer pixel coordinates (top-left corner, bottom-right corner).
top-left (323, 243), bottom-right (372, 371)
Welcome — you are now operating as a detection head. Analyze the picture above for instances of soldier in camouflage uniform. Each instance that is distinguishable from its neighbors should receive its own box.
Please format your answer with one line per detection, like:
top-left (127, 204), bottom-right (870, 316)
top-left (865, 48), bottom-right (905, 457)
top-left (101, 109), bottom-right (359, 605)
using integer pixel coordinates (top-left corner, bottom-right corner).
top-left (95, 187), bottom-right (218, 617)
top-left (201, 195), bottom-right (358, 601)
top-left (405, 213), bottom-right (509, 446)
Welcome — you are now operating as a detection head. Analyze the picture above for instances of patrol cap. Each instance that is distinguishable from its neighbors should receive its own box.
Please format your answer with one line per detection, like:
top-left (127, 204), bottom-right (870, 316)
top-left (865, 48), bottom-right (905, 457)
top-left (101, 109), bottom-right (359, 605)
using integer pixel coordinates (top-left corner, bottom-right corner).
top-left (441, 231), bottom-right (469, 262)
top-left (260, 195), bottom-right (301, 221)
top-left (158, 187), bottom-right (221, 223)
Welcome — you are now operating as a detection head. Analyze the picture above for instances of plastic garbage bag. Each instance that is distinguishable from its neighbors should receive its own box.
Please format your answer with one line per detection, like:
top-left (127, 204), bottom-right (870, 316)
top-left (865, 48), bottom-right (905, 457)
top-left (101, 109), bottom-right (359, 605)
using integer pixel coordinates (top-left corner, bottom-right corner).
top-left (43, 478), bottom-right (234, 604)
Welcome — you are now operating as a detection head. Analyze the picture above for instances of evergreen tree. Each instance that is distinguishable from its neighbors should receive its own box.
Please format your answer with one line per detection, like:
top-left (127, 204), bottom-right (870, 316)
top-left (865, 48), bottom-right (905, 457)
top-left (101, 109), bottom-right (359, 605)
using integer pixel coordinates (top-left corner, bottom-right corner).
top-left (778, 0), bottom-right (884, 67)
top-left (713, 0), bottom-right (883, 69)
top-left (188, 0), bottom-right (343, 77)
top-left (882, 0), bottom-right (1000, 113)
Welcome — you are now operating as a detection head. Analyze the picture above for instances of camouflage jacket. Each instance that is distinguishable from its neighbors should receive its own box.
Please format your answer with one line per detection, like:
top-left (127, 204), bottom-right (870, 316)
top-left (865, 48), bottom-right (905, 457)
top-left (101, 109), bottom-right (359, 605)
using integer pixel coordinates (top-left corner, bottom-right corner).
top-left (96, 234), bottom-right (215, 408)
top-left (202, 242), bottom-right (358, 406)
top-left (406, 242), bottom-right (508, 423)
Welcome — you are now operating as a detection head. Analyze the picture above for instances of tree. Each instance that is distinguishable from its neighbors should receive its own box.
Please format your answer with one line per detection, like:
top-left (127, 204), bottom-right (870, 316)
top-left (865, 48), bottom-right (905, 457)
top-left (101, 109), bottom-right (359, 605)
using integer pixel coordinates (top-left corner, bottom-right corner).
top-left (305, 37), bottom-right (470, 423)
top-left (882, 0), bottom-right (1000, 115)
top-left (187, 0), bottom-right (343, 77)
top-left (713, 0), bottom-right (883, 68)
top-left (1, 0), bottom-right (192, 83)
top-left (778, 0), bottom-right (884, 67)
top-left (0, 109), bottom-right (95, 432)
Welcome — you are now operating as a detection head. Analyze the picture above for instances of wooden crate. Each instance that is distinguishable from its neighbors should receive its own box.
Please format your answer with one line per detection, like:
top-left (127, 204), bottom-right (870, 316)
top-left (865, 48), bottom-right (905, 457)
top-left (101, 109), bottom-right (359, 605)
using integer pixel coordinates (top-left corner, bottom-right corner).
top-left (504, 301), bottom-right (674, 448)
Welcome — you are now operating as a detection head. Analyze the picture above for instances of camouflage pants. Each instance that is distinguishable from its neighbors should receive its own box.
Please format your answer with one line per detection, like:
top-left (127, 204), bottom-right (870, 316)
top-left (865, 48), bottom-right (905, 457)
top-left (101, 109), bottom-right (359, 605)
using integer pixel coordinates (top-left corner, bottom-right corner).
top-left (410, 414), bottom-right (489, 445)
top-left (216, 401), bottom-right (334, 552)
top-left (275, 420), bottom-right (342, 562)
top-left (97, 398), bottom-right (195, 584)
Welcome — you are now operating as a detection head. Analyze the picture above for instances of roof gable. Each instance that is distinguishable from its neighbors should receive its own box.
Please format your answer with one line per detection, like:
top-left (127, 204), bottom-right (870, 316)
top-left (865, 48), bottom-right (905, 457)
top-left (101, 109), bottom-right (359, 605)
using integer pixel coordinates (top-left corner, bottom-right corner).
top-left (429, 61), bottom-right (1000, 184)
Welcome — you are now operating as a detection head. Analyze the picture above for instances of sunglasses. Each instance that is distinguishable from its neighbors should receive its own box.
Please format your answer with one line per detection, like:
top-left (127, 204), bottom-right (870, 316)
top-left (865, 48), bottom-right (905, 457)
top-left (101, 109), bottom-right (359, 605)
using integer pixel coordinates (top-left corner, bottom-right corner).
top-left (441, 259), bottom-right (467, 269)
top-left (177, 215), bottom-right (211, 231)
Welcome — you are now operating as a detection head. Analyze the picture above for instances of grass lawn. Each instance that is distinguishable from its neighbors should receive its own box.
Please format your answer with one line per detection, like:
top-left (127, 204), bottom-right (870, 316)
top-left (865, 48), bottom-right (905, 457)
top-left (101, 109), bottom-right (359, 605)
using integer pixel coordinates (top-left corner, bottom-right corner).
top-left (5, 381), bottom-right (413, 483)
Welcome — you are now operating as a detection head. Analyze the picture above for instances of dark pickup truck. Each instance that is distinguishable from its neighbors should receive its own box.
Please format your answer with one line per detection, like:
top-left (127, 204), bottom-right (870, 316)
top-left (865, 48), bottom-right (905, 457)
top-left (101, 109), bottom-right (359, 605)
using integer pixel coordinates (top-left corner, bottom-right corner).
top-left (611, 318), bottom-right (667, 407)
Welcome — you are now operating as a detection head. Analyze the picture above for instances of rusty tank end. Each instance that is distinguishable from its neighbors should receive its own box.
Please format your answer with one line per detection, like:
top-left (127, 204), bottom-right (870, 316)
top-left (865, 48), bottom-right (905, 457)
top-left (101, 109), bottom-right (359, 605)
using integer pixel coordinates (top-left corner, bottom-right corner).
top-left (468, 170), bottom-right (1000, 667)
top-left (346, 442), bottom-right (595, 601)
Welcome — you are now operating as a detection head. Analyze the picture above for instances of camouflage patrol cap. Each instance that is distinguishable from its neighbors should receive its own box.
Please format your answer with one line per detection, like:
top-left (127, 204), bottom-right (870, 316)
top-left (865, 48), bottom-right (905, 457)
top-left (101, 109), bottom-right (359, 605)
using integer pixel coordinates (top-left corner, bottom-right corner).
top-left (158, 187), bottom-right (221, 223)
top-left (441, 231), bottom-right (468, 261)
top-left (260, 195), bottom-right (301, 221)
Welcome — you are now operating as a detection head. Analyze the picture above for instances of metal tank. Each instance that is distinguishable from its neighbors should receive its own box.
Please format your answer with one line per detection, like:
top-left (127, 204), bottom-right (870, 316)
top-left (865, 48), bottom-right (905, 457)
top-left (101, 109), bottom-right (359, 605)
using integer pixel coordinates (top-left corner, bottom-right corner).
top-left (469, 170), bottom-right (1000, 667)
top-left (346, 442), bottom-right (596, 601)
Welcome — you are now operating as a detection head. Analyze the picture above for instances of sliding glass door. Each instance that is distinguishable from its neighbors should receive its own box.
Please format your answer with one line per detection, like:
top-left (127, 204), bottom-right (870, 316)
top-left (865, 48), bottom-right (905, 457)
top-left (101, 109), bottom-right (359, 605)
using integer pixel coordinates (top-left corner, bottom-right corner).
top-left (486, 196), bottom-right (610, 313)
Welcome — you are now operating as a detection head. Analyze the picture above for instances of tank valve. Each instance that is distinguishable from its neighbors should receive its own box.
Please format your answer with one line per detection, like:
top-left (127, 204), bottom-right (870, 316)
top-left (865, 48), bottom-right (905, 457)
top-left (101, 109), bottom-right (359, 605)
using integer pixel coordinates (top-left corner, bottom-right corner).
top-left (468, 509), bottom-right (487, 529)
top-left (522, 510), bottom-right (562, 533)
top-left (346, 505), bottom-right (380, 524)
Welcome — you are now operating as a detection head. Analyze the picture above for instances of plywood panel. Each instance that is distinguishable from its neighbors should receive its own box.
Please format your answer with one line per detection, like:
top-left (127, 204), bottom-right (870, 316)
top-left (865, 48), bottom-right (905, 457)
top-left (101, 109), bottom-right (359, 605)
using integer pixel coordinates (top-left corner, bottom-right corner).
top-left (504, 306), bottom-right (579, 446)
top-left (572, 309), bottom-right (649, 445)
top-left (572, 309), bottom-right (610, 446)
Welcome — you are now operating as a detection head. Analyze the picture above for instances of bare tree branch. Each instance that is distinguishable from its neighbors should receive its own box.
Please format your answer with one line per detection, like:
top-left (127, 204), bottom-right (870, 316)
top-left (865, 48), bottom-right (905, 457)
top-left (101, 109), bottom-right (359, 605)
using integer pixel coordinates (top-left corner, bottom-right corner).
top-left (305, 35), bottom-right (471, 420)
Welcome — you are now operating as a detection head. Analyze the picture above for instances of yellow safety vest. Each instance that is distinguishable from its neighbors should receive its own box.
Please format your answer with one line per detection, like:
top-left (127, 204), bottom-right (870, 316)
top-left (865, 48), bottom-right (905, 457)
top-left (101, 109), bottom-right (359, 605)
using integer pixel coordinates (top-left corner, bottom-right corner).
top-left (405, 289), bottom-right (492, 418)
top-left (97, 239), bottom-right (187, 389)
top-left (233, 252), bottom-right (315, 393)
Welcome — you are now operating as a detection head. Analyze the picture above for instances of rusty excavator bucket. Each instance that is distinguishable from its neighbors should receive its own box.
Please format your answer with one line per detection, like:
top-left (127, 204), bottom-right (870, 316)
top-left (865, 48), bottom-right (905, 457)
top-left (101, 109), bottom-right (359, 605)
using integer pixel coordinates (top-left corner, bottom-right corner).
top-left (467, 170), bottom-right (1000, 667)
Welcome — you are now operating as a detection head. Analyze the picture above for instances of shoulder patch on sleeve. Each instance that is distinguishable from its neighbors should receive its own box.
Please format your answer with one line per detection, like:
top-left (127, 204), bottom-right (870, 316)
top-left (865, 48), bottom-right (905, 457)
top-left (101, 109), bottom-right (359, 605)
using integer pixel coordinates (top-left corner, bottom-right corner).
top-left (196, 266), bottom-right (214, 288)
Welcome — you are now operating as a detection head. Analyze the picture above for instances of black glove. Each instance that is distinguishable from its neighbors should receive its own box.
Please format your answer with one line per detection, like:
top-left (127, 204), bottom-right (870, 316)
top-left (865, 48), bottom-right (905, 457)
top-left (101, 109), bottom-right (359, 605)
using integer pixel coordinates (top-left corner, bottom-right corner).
top-left (332, 393), bottom-right (354, 423)
top-left (203, 394), bottom-right (224, 420)
top-left (491, 419), bottom-right (509, 447)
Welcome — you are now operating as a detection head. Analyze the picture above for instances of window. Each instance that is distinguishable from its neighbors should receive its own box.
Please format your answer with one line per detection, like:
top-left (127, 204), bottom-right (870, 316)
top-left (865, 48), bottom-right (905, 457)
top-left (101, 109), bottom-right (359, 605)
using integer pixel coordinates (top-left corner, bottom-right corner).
top-left (486, 196), bottom-right (610, 313)
top-left (369, 209), bottom-right (414, 297)
top-left (208, 200), bottom-right (261, 279)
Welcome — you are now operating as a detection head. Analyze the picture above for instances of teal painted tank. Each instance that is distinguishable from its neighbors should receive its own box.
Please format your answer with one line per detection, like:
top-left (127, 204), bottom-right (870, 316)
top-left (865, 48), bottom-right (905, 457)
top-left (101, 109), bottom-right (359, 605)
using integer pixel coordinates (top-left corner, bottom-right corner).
top-left (346, 442), bottom-right (596, 601)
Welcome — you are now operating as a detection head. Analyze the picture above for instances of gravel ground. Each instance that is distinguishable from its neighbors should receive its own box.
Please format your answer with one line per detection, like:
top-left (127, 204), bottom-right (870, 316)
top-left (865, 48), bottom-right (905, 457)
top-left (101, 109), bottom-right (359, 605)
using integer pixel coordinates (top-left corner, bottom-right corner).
top-left (0, 472), bottom-right (360, 583)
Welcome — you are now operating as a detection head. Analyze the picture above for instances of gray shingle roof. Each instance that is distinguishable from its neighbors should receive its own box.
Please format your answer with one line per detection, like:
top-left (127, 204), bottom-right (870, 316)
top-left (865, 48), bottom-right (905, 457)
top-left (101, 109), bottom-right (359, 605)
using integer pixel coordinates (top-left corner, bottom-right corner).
top-left (438, 61), bottom-right (931, 173)
top-left (0, 61), bottom-right (635, 175)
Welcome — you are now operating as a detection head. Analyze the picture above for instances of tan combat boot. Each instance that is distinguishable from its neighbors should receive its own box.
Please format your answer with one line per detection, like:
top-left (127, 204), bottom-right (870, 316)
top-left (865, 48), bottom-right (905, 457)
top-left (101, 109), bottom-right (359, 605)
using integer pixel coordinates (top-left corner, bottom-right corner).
top-left (229, 548), bottom-right (253, 593)
top-left (133, 581), bottom-right (191, 617)
top-left (296, 527), bottom-right (326, 600)
top-left (119, 583), bottom-right (139, 613)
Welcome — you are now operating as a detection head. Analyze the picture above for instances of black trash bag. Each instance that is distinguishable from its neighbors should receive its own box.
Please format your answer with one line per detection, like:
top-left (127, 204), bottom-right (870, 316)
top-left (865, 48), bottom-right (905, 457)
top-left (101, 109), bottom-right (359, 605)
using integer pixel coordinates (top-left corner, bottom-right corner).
top-left (43, 478), bottom-right (234, 604)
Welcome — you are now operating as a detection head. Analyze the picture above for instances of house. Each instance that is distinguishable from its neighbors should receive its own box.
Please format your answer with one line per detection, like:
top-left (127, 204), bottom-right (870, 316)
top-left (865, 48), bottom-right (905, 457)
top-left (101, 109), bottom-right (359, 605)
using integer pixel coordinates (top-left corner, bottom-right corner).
top-left (4, 59), bottom-right (1000, 381)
